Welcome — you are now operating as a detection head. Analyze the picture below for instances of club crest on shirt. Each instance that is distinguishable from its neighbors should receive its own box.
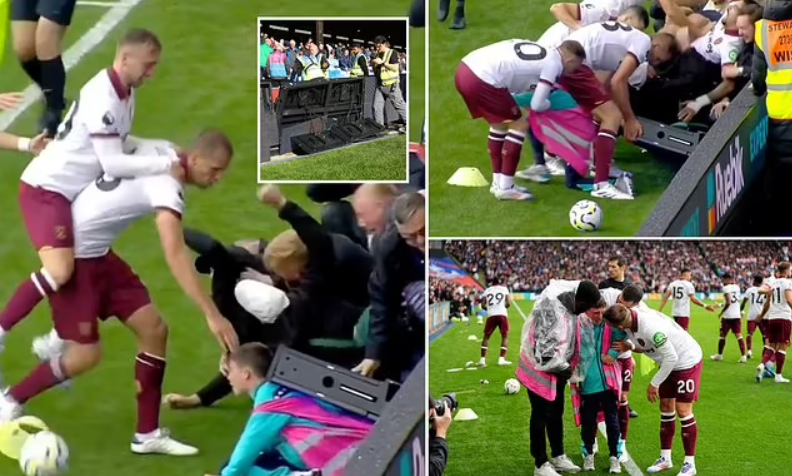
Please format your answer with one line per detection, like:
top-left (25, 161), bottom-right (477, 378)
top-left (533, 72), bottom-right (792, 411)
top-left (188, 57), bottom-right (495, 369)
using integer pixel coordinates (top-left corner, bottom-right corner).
top-left (54, 225), bottom-right (67, 241)
top-left (102, 111), bottom-right (115, 126)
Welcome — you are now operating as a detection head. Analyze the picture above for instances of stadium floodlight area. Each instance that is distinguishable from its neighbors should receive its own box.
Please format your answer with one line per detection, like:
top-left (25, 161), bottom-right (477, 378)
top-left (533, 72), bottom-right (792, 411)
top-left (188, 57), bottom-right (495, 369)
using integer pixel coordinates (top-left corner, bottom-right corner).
top-left (640, 85), bottom-right (769, 237)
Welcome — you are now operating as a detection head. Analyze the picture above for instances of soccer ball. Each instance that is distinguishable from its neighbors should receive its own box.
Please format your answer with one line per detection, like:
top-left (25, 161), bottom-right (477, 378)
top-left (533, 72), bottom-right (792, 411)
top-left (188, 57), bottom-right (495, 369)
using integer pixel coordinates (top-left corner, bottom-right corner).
top-left (19, 431), bottom-right (69, 476)
top-left (569, 200), bottom-right (603, 232)
top-left (504, 378), bottom-right (521, 395)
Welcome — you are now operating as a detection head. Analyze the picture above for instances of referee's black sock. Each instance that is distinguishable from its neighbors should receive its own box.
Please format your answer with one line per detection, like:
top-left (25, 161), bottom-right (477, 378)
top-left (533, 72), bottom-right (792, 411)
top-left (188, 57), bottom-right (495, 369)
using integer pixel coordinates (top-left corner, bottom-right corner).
top-left (20, 58), bottom-right (43, 87)
top-left (39, 56), bottom-right (67, 112)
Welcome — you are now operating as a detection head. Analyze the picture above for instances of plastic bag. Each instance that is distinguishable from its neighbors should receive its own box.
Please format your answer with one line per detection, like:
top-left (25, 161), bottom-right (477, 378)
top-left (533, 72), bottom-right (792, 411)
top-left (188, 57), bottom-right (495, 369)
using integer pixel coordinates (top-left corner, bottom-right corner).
top-left (521, 280), bottom-right (581, 375)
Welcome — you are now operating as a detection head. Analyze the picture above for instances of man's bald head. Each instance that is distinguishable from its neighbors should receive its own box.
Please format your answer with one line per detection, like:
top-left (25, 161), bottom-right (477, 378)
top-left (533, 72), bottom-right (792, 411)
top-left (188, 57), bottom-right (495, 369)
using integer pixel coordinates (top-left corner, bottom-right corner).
top-left (352, 184), bottom-right (399, 234)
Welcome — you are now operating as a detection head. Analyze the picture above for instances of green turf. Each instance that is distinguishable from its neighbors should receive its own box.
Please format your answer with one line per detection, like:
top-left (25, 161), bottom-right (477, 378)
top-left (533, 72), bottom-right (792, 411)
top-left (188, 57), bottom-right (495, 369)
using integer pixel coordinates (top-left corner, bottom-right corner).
top-left (0, 1), bottom-right (421, 474)
top-left (428, 6), bottom-right (676, 237)
top-left (430, 300), bottom-right (792, 475)
top-left (260, 135), bottom-right (407, 181)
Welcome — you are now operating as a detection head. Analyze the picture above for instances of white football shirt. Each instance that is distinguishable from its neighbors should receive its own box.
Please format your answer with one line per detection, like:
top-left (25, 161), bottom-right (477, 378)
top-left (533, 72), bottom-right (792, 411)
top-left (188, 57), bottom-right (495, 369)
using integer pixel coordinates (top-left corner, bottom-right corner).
top-left (743, 286), bottom-right (766, 321)
top-left (691, 22), bottom-right (743, 65)
top-left (21, 68), bottom-right (136, 200)
top-left (667, 280), bottom-right (696, 317)
top-left (628, 308), bottom-right (703, 387)
top-left (766, 278), bottom-right (792, 321)
top-left (538, 0), bottom-right (644, 48)
top-left (567, 22), bottom-right (651, 72)
top-left (721, 284), bottom-right (742, 319)
top-left (72, 169), bottom-right (184, 259)
top-left (482, 285), bottom-right (510, 317)
top-left (462, 39), bottom-right (565, 93)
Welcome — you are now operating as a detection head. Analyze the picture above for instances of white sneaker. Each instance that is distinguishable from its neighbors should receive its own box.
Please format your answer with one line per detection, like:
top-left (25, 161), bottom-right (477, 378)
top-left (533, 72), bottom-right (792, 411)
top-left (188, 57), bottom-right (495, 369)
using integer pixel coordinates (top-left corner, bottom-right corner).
top-left (676, 462), bottom-right (697, 476)
top-left (498, 358), bottom-right (513, 366)
top-left (477, 358), bottom-right (486, 367)
top-left (535, 462), bottom-right (563, 476)
top-left (747, 350), bottom-right (753, 359)
top-left (0, 391), bottom-right (23, 423)
top-left (775, 374), bottom-right (790, 383)
top-left (710, 354), bottom-right (723, 361)
top-left (609, 456), bottom-right (622, 473)
top-left (738, 356), bottom-right (747, 363)
top-left (551, 454), bottom-right (581, 473)
top-left (516, 165), bottom-right (552, 183)
top-left (131, 428), bottom-right (199, 456)
top-left (494, 186), bottom-right (534, 201)
top-left (583, 454), bottom-right (595, 471)
top-left (647, 457), bottom-right (673, 473)
top-left (591, 182), bottom-right (633, 200)
top-left (546, 156), bottom-right (567, 176)
top-left (756, 363), bottom-right (765, 383)
top-left (617, 439), bottom-right (629, 463)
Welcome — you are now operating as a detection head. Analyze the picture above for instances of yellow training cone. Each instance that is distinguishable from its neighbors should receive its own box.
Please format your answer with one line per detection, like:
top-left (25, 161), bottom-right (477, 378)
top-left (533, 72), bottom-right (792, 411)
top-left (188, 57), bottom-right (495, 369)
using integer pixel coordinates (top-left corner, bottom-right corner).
top-left (454, 408), bottom-right (479, 421)
top-left (0, 416), bottom-right (49, 460)
top-left (447, 167), bottom-right (489, 187)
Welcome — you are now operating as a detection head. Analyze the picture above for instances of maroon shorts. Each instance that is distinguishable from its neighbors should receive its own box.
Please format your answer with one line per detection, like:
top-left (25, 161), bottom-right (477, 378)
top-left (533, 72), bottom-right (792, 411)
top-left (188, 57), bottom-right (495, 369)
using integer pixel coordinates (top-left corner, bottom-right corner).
top-left (483, 315), bottom-right (509, 337)
top-left (766, 319), bottom-right (792, 345)
top-left (720, 319), bottom-right (742, 335)
top-left (747, 321), bottom-right (759, 334)
top-left (50, 251), bottom-right (151, 344)
top-left (455, 62), bottom-right (521, 124)
top-left (659, 360), bottom-right (703, 403)
top-left (618, 356), bottom-right (635, 392)
top-left (19, 182), bottom-right (74, 250)
top-left (674, 316), bottom-right (690, 331)
top-left (558, 65), bottom-right (610, 112)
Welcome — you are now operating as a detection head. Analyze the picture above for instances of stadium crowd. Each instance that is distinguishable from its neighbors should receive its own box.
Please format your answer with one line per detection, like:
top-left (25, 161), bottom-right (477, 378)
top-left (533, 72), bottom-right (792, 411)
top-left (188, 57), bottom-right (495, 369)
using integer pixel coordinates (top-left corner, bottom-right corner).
top-left (439, 241), bottom-right (792, 295)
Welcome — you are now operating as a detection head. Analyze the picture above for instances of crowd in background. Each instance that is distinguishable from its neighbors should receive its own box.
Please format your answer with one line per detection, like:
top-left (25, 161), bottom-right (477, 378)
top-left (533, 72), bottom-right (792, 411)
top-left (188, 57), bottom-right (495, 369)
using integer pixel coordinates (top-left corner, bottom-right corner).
top-left (429, 241), bottom-right (792, 302)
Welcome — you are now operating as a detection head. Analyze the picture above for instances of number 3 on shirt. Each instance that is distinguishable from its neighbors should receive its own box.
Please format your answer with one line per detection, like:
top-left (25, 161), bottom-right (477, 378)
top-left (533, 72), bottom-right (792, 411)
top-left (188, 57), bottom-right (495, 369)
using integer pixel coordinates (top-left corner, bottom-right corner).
top-left (56, 100), bottom-right (80, 141)
top-left (514, 42), bottom-right (547, 61)
top-left (601, 21), bottom-right (633, 32)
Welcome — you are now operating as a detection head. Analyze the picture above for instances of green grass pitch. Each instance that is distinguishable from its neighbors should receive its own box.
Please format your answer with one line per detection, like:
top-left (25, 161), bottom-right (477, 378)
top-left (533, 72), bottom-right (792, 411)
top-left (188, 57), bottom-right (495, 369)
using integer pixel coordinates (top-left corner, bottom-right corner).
top-left (427, 3), bottom-right (677, 237)
top-left (430, 300), bottom-right (792, 475)
top-left (0, 1), bottom-right (421, 474)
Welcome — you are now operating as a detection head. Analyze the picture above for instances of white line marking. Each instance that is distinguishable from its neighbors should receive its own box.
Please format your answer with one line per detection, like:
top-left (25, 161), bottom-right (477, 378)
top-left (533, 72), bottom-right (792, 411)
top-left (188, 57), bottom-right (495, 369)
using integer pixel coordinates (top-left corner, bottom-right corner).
top-left (0, 0), bottom-right (144, 132)
top-left (513, 301), bottom-right (530, 321)
top-left (77, 1), bottom-right (119, 7)
top-left (597, 422), bottom-right (645, 476)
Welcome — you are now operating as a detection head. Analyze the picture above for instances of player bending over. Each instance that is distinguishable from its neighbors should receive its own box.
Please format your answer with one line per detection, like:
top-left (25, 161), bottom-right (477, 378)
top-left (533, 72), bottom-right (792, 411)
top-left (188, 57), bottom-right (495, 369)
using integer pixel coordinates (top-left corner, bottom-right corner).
top-left (755, 262), bottom-right (792, 384)
top-left (711, 273), bottom-right (746, 362)
top-left (478, 283), bottom-right (513, 367)
top-left (0, 131), bottom-right (239, 456)
top-left (606, 304), bottom-right (703, 476)
top-left (741, 274), bottom-right (767, 359)
top-left (455, 39), bottom-right (585, 200)
top-left (658, 269), bottom-right (715, 331)
top-left (0, 30), bottom-right (213, 352)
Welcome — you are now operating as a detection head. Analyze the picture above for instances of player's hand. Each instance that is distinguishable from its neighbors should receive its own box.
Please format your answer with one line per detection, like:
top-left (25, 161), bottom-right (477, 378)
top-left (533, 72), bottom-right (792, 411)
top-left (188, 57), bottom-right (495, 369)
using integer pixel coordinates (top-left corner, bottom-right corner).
top-left (29, 133), bottom-right (50, 155)
top-left (624, 119), bottom-right (643, 142)
top-left (219, 353), bottom-right (230, 376)
top-left (0, 92), bottom-right (24, 110)
top-left (207, 315), bottom-right (239, 352)
top-left (646, 65), bottom-right (657, 79)
top-left (710, 100), bottom-right (730, 120)
top-left (612, 341), bottom-right (631, 353)
top-left (602, 354), bottom-right (616, 365)
top-left (257, 184), bottom-right (288, 209)
top-left (647, 384), bottom-right (659, 403)
top-left (352, 358), bottom-right (381, 377)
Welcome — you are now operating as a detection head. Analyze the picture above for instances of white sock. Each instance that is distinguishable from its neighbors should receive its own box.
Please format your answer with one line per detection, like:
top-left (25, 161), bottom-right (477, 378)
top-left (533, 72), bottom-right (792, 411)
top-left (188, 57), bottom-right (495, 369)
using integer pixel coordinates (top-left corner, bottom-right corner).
top-left (500, 174), bottom-right (514, 190)
top-left (660, 449), bottom-right (672, 461)
top-left (493, 173), bottom-right (502, 187)
top-left (683, 455), bottom-right (695, 466)
top-left (0, 327), bottom-right (6, 339)
top-left (135, 429), bottom-right (160, 441)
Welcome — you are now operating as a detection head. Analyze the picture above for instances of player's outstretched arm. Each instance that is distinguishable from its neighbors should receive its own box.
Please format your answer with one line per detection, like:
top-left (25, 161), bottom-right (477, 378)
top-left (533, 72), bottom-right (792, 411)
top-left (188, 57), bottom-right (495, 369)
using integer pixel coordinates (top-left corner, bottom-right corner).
top-left (0, 132), bottom-right (48, 155)
top-left (549, 3), bottom-right (582, 30)
top-left (784, 289), bottom-right (792, 309)
top-left (657, 0), bottom-right (691, 28)
top-left (154, 209), bottom-right (239, 351)
top-left (611, 54), bottom-right (643, 141)
top-left (658, 290), bottom-right (671, 313)
top-left (690, 294), bottom-right (712, 312)
top-left (90, 135), bottom-right (174, 178)
top-left (757, 297), bottom-right (771, 322)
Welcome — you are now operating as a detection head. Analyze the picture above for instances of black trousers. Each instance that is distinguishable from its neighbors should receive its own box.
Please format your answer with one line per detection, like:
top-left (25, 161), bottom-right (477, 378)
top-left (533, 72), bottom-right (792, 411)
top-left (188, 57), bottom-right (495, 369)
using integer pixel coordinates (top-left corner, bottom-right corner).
top-left (580, 390), bottom-right (620, 458)
top-left (527, 378), bottom-right (568, 468)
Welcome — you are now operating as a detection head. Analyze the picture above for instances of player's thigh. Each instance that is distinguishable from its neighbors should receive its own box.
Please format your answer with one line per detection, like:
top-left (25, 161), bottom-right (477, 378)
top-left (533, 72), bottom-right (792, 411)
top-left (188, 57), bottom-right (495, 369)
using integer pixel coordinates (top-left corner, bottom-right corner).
top-left (99, 253), bottom-right (159, 337)
top-left (499, 315), bottom-right (510, 336)
top-left (482, 316), bottom-right (499, 338)
top-left (50, 262), bottom-right (102, 345)
top-left (559, 65), bottom-right (611, 113)
top-left (19, 183), bottom-right (75, 251)
top-left (36, 0), bottom-right (76, 27)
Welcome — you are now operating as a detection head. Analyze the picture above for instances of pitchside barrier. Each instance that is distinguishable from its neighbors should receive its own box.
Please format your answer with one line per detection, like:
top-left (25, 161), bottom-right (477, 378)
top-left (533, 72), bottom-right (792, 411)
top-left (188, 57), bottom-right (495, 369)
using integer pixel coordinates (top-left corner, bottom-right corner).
top-left (638, 85), bottom-right (769, 237)
top-left (429, 302), bottom-right (450, 335)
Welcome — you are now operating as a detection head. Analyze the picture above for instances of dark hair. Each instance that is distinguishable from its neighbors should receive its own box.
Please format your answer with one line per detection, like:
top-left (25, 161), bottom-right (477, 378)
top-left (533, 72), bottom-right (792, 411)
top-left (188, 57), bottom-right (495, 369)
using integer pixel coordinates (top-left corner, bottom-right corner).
top-left (681, 268), bottom-right (691, 275)
top-left (621, 285), bottom-right (644, 304)
top-left (608, 257), bottom-right (625, 268)
top-left (626, 5), bottom-right (650, 30)
top-left (120, 28), bottom-right (162, 50)
top-left (373, 35), bottom-right (389, 46)
top-left (230, 343), bottom-right (274, 378)
top-left (723, 273), bottom-right (733, 280)
top-left (738, 0), bottom-right (763, 22)
top-left (576, 280), bottom-right (603, 311)
top-left (753, 274), bottom-right (764, 286)
top-left (559, 40), bottom-right (586, 60)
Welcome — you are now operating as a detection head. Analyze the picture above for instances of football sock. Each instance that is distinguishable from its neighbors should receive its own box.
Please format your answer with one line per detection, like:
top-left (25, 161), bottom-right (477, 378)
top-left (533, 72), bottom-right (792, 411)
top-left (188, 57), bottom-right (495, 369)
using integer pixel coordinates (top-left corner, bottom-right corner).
top-left (39, 56), bottom-right (67, 112)
top-left (680, 414), bottom-right (697, 457)
top-left (717, 337), bottom-right (726, 355)
top-left (500, 343), bottom-right (508, 358)
top-left (487, 128), bottom-right (506, 176)
top-left (738, 336), bottom-right (746, 355)
top-left (0, 269), bottom-right (59, 332)
top-left (746, 334), bottom-right (752, 352)
top-left (20, 58), bottom-right (43, 87)
top-left (527, 128), bottom-right (546, 165)
top-left (501, 130), bottom-right (526, 184)
top-left (660, 412), bottom-right (676, 451)
top-left (593, 129), bottom-right (617, 183)
top-left (660, 449), bottom-right (672, 461)
top-left (499, 174), bottom-right (515, 190)
top-left (618, 401), bottom-right (630, 440)
top-left (135, 352), bottom-right (166, 434)
top-left (10, 356), bottom-right (67, 404)
top-left (762, 347), bottom-right (775, 365)
top-left (480, 342), bottom-right (488, 358)
top-left (776, 350), bottom-right (786, 374)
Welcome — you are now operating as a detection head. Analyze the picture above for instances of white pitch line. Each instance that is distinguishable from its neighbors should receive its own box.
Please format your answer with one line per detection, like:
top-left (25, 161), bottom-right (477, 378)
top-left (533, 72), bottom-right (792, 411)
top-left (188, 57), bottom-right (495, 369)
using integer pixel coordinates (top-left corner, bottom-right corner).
top-left (77, 1), bottom-right (119, 7)
top-left (0, 0), bottom-right (144, 131)
top-left (597, 421), bottom-right (645, 476)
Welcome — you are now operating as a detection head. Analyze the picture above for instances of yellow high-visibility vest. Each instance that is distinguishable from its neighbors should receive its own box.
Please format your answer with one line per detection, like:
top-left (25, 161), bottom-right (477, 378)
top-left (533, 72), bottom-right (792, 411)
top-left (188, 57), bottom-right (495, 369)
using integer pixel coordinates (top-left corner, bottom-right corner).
top-left (301, 56), bottom-right (324, 81)
top-left (378, 49), bottom-right (399, 87)
top-left (757, 19), bottom-right (792, 120)
top-left (350, 54), bottom-right (366, 77)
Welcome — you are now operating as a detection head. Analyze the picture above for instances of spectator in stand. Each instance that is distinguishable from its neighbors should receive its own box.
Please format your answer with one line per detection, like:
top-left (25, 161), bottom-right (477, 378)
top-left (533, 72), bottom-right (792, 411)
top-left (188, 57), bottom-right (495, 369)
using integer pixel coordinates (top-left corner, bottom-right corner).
top-left (260, 37), bottom-right (274, 78)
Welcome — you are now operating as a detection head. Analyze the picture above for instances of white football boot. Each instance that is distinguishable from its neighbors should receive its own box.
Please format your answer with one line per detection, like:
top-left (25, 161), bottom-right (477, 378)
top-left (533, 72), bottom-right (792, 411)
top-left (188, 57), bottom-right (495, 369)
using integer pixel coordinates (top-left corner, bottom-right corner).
top-left (775, 374), bottom-right (790, 383)
top-left (477, 357), bottom-right (486, 367)
top-left (647, 456), bottom-right (673, 473)
top-left (591, 182), bottom-right (633, 200)
top-left (710, 354), bottom-right (723, 361)
top-left (609, 456), bottom-right (622, 473)
top-left (677, 462), bottom-right (697, 476)
top-left (535, 462), bottom-right (563, 476)
top-left (516, 164), bottom-right (552, 183)
top-left (738, 355), bottom-right (747, 363)
top-left (131, 428), bottom-right (199, 456)
top-left (551, 454), bottom-right (581, 473)
top-left (756, 363), bottom-right (765, 383)
top-left (494, 185), bottom-right (534, 201)
top-left (746, 349), bottom-right (753, 359)
top-left (498, 357), bottom-right (513, 366)
top-left (0, 390), bottom-right (23, 423)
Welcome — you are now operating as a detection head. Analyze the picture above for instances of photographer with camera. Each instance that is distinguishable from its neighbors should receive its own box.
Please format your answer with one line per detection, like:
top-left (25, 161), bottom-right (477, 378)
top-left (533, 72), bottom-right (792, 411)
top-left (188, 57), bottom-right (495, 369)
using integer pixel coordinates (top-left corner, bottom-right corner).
top-left (429, 393), bottom-right (457, 476)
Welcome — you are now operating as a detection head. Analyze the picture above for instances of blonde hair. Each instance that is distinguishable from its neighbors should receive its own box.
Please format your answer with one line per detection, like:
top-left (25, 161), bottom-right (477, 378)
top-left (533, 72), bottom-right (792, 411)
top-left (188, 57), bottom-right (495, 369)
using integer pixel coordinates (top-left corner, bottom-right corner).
top-left (263, 230), bottom-right (308, 276)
